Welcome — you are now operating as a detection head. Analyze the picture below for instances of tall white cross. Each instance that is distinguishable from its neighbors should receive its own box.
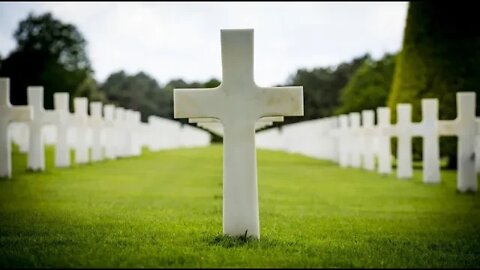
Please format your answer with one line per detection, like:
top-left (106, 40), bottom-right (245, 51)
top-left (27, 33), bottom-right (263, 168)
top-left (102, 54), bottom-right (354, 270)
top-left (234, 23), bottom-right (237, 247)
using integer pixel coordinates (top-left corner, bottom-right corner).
top-left (53, 92), bottom-right (73, 168)
top-left (73, 97), bottom-right (89, 164)
top-left (395, 104), bottom-right (414, 179)
top-left (27, 87), bottom-right (60, 171)
top-left (89, 102), bottom-right (104, 162)
top-left (173, 29), bottom-right (303, 238)
top-left (0, 78), bottom-right (32, 178)
top-left (439, 92), bottom-right (478, 192)
top-left (376, 107), bottom-right (392, 175)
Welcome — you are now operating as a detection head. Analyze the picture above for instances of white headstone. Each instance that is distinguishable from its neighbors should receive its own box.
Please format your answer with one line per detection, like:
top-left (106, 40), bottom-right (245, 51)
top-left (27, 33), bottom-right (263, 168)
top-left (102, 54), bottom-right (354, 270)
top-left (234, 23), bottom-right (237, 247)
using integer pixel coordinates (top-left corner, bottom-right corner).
top-left (27, 87), bottom-right (60, 171)
top-left (174, 29), bottom-right (303, 238)
top-left (0, 78), bottom-right (33, 178)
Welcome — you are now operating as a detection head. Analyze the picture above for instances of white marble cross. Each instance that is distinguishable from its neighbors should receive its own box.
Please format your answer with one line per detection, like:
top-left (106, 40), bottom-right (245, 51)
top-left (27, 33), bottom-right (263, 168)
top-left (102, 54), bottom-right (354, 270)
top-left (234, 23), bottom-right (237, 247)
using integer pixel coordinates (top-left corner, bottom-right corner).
top-left (89, 102), bottom-right (104, 162)
top-left (103, 104), bottom-right (117, 160)
top-left (360, 110), bottom-right (376, 171)
top-left (72, 97), bottom-right (90, 164)
top-left (438, 92), bottom-right (478, 192)
top-left (53, 92), bottom-right (73, 168)
top-left (174, 29), bottom-right (303, 238)
top-left (395, 104), bottom-right (414, 179)
top-left (414, 99), bottom-right (440, 183)
top-left (0, 78), bottom-right (33, 178)
top-left (27, 87), bottom-right (60, 171)
top-left (376, 107), bottom-right (392, 175)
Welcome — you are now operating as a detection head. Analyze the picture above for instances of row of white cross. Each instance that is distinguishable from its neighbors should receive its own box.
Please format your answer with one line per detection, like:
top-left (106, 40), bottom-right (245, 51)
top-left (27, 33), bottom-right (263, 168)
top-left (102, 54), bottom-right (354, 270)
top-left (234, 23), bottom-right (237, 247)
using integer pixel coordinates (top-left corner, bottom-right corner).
top-left (257, 93), bottom-right (479, 193)
top-left (0, 77), bottom-right (211, 179)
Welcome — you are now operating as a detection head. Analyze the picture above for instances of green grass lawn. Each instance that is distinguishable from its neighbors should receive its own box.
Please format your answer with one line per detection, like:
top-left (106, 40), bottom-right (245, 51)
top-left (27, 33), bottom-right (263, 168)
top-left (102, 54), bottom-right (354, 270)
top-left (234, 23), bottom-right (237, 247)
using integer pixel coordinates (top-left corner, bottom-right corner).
top-left (0, 144), bottom-right (479, 268)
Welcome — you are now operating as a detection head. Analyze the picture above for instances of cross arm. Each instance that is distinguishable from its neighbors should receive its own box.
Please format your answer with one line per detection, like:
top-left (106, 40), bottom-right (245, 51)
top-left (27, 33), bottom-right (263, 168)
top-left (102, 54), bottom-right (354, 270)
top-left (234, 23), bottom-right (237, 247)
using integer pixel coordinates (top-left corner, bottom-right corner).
top-left (43, 110), bottom-right (61, 124)
top-left (9, 106), bottom-right (33, 122)
top-left (174, 88), bottom-right (222, 119)
top-left (438, 120), bottom-right (457, 136)
top-left (258, 86), bottom-right (303, 117)
top-left (411, 122), bottom-right (424, 137)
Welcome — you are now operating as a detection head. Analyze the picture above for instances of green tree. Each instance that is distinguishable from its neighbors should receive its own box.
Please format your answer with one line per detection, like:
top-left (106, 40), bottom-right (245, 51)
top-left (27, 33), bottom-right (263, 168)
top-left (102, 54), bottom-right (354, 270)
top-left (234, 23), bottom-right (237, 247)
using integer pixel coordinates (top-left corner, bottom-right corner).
top-left (100, 71), bottom-right (163, 122)
top-left (100, 71), bottom-right (220, 123)
top-left (285, 54), bottom-right (369, 125)
top-left (0, 12), bottom-right (102, 109)
top-left (388, 2), bottom-right (480, 168)
top-left (336, 53), bottom-right (396, 114)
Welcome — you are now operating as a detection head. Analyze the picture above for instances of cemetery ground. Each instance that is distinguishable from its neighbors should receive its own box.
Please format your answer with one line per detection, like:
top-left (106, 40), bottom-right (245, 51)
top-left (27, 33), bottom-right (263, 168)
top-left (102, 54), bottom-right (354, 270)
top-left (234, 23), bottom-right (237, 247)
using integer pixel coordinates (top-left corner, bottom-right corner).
top-left (0, 145), bottom-right (479, 268)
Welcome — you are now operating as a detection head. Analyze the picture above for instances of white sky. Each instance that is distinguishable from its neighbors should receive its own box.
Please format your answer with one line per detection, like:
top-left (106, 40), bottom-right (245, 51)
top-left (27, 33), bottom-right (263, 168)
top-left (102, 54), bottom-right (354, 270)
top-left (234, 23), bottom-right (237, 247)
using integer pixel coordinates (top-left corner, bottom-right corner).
top-left (0, 2), bottom-right (408, 86)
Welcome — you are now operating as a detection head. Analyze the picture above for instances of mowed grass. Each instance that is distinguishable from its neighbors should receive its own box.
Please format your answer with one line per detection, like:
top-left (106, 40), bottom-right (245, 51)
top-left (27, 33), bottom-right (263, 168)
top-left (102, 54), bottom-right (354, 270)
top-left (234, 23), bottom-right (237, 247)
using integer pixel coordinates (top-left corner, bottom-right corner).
top-left (0, 144), bottom-right (479, 268)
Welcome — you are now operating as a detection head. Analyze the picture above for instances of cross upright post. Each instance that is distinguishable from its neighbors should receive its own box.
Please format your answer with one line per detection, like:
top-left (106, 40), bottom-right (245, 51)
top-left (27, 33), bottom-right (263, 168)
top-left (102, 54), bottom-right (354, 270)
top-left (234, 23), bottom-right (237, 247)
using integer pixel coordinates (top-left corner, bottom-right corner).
top-left (396, 104), bottom-right (414, 179)
top-left (414, 99), bottom-right (440, 183)
top-left (0, 78), bottom-right (32, 178)
top-left (348, 112), bottom-right (361, 168)
top-left (337, 114), bottom-right (350, 168)
top-left (27, 86), bottom-right (60, 171)
top-left (89, 102), bottom-right (104, 162)
top-left (376, 107), bottom-right (392, 175)
top-left (174, 29), bottom-right (303, 238)
top-left (103, 104), bottom-right (117, 160)
top-left (53, 92), bottom-right (73, 168)
top-left (360, 110), bottom-right (376, 171)
top-left (439, 92), bottom-right (478, 192)
top-left (73, 97), bottom-right (89, 164)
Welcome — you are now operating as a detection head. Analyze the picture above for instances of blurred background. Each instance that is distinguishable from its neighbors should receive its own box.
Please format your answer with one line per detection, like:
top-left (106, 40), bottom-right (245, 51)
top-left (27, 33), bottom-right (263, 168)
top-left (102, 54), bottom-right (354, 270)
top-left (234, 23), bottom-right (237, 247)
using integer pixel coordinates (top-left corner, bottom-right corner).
top-left (0, 2), bottom-right (479, 168)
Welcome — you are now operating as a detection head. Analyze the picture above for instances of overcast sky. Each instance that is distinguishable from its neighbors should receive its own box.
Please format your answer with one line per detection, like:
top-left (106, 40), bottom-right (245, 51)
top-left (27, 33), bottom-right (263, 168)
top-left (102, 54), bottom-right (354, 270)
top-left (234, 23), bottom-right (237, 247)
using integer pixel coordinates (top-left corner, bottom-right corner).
top-left (0, 2), bottom-right (408, 86)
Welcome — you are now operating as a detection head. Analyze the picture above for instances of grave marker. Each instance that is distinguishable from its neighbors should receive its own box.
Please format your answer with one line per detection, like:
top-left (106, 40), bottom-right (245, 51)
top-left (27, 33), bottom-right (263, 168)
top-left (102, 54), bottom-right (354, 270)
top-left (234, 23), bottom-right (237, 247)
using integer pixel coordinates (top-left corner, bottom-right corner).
top-left (360, 110), bottom-right (375, 171)
top-left (348, 112), bottom-right (361, 168)
top-left (376, 107), bottom-right (392, 175)
top-left (439, 92), bottom-right (478, 192)
top-left (414, 99), bottom-right (440, 183)
top-left (89, 102), bottom-right (104, 162)
top-left (73, 98), bottom-right (89, 164)
top-left (53, 93), bottom-right (73, 168)
top-left (27, 87), bottom-right (60, 171)
top-left (174, 29), bottom-right (303, 238)
top-left (396, 104), bottom-right (414, 179)
top-left (0, 78), bottom-right (32, 178)
top-left (103, 105), bottom-right (117, 159)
